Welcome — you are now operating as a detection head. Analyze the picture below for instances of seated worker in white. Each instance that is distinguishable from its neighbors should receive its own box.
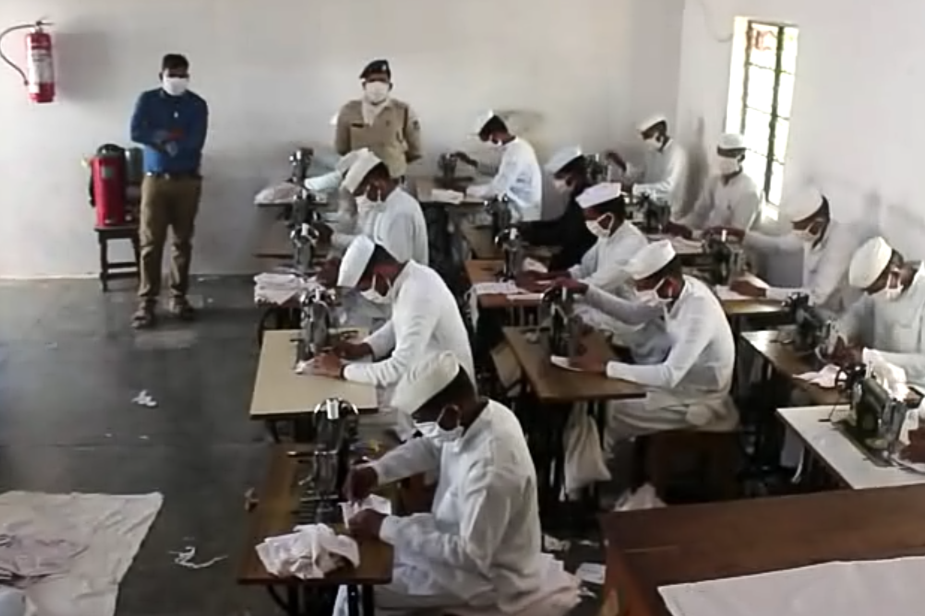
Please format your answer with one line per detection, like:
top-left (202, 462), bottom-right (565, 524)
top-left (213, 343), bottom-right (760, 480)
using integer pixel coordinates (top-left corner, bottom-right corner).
top-left (335, 351), bottom-right (580, 616)
top-left (606, 114), bottom-right (689, 220)
top-left (312, 236), bottom-right (474, 435)
top-left (709, 188), bottom-right (866, 315)
top-left (453, 110), bottom-right (543, 222)
top-left (832, 236), bottom-right (925, 386)
top-left (666, 133), bottom-right (761, 239)
top-left (564, 240), bottom-right (738, 463)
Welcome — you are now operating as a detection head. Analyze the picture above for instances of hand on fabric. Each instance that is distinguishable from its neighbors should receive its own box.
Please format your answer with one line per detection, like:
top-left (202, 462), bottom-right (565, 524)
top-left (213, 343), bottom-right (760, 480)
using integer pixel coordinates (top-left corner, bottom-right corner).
top-left (569, 350), bottom-right (607, 374)
top-left (312, 352), bottom-right (344, 378)
top-left (729, 278), bottom-right (767, 298)
top-left (343, 466), bottom-right (379, 501)
top-left (551, 277), bottom-right (588, 295)
top-left (347, 509), bottom-right (386, 540)
top-left (317, 258), bottom-right (340, 288)
top-left (706, 226), bottom-right (745, 242)
top-left (665, 221), bottom-right (693, 240)
top-left (830, 337), bottom-right (863, 366)
top-left (333, 341), bottom-right (371, 360)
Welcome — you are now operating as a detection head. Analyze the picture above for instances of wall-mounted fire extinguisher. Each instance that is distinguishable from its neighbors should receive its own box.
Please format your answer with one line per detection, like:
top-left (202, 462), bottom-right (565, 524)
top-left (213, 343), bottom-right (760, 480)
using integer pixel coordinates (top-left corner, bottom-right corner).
top-left (0, 20), bottom-right (55, 103)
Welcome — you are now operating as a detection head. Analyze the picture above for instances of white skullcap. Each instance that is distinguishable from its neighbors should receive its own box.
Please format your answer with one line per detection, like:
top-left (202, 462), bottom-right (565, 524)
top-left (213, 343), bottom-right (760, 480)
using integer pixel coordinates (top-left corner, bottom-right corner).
top-left (576, 182), bottom-right (623, 209)
top-left (335, 148), bottom-right (371, 174)
top-left (717, 133), bottom-right (746, 150)
top-left (341, 150), bottom-right (384, 193)
top-left (782, 188), bottom-right (825, 222)
top-left (337, 235), bottom-right (375, 288)
top-left (848, 236), bottom-right (893, 289)
top-left (545, 146), bottom-right (583, 174)
top-left (637, 114), bottom-right (668, 133)
top-left (304, 170), bottom-right (342, 193)
top-left (472, 109), bottom-right (498, 135)
top-left (391, 351), bottom-right (463, 415)
top-left (628, 240), bottom-right (676, 280)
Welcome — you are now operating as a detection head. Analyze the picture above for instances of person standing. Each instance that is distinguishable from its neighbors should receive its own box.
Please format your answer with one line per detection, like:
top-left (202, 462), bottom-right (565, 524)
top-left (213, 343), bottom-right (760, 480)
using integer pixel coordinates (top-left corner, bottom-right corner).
top-left (334, 59), bottom-right (422, 179)
top-left (129, 53), bottom-right (208, 328)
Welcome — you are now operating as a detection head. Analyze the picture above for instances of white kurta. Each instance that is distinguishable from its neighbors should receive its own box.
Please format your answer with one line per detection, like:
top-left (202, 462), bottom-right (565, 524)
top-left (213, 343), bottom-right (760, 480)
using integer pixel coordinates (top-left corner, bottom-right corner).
top-left (679, 171), bottom-right (761, 232)
top-left (468, 137), bottom-right (543, 222)
top-left (837, 265), bottom-right (925, 389)
top-left (626, 139), bottom-right (690, 219)
top-left (744, 219), bottom-right (867, 315)
top-left (335, 401), bottom-right (578, 616)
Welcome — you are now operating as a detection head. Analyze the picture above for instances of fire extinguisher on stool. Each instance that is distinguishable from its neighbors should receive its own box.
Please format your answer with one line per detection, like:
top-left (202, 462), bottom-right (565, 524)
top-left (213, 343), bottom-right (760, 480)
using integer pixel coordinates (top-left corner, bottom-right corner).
top-left (89, 145), bottom-right (129, 228)
top-left (0, 20), bottom-right (55, 103)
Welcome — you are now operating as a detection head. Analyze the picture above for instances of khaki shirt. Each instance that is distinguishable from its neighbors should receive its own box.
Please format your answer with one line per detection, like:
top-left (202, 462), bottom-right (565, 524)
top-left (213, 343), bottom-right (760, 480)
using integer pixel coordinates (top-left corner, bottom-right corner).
top-left (335, 98), bottom-right (421, 178)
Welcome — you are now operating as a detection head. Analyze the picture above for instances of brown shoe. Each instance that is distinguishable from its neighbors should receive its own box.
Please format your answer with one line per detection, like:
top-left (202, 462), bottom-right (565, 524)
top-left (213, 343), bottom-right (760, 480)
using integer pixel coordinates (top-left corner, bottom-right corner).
top-left (132, 302), bottom-right (157, 329)
top-left (169, 297), bottom-right (197, 321)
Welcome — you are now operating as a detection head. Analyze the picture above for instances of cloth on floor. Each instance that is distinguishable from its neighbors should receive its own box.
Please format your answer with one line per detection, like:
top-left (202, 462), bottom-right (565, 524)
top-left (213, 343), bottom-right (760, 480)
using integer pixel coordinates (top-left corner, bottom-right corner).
top-left (255, 182), bottom-right (302, 205)
top-left (254, 272), bottom-right (322, 305)
top-left (255, 524), bottom-right (359, 580)
top-left (795, 364), bottom-right (841, 389)
top-left (0, 534), bottom-right (86, 585)
top-left (0, 491), bottom-right (163, 616)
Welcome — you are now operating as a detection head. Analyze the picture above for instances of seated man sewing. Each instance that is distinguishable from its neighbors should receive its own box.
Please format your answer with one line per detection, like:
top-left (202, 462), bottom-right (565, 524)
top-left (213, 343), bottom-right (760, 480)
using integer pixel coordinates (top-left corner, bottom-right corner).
top-left (831, 236), bottom-right (925, 386)
top-left (516, 146), bottom-right (597, 270)
top-left (666, 133), bottom-right (760, 239)
top-left (709, 188), bottom-right (866, 315)
top-left (605, 114), bottom-right (689, 221)
top-left (313, 236), bottom-right (474, 437)
top-left (453, 111), bottom-right (543, 222)
top-left (336, 351), bottom-right (580, 616)
top-left (562, 240), bottom-right (738, 499)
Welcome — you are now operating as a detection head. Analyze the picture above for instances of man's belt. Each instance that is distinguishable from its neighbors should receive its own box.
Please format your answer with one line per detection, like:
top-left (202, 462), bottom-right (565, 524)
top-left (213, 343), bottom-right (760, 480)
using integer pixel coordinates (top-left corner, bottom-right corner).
top-left (145, 171), bottom-right (201, 180)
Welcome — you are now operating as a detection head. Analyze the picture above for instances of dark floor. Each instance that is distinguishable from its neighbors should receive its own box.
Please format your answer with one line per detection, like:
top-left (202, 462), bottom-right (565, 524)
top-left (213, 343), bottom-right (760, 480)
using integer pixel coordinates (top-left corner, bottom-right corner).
top-left (0, 277), bottom-right (605, 615)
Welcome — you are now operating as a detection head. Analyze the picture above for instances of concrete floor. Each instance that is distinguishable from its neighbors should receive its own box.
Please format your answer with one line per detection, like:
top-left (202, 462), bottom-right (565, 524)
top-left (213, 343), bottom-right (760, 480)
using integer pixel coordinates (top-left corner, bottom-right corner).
top-left (0, 277), bottom-right (603, 615)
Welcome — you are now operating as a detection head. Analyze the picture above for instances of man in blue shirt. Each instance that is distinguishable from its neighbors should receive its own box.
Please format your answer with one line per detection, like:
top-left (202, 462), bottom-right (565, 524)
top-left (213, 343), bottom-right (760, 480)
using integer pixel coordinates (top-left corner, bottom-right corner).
top-left (130, 53), bottom-right (208, 328)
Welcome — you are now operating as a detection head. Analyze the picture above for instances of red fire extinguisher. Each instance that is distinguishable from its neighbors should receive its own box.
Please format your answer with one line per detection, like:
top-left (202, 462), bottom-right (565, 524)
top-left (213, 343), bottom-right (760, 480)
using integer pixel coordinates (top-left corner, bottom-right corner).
top-left (0, 20), bottom-right (55, 103)
top-left (90, 146), bottom-right (129, 228)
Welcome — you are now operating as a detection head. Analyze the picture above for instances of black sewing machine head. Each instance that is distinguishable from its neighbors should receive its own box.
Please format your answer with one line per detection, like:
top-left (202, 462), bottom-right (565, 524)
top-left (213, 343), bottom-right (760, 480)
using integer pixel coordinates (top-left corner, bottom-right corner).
top-left (586, 154), bottom-right (610, 184)
top-left (296, 288), bottom-right (338, 363)
top-left (289, 147), bottom-right (315, 185)
top-left (837, 375), bottom-right (908, 462)
top-left (437, 153), bottom-right (458, 183)
top-left (486, 194), bottom-right (514, 239)
top-left (640, 197), bottom-right (671, 234)
top-left (702, 231), bottom-right (747, 286)
top-left (495, 226), bottom-right (524, 281)
top-left (786, 293), bottom-right (832, 359)
top-left (541, 286), bottom-right (585, 358)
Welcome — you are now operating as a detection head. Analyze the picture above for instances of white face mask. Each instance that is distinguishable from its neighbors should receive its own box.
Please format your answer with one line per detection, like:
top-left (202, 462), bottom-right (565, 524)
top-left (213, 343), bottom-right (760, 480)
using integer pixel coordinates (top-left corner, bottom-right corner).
top-left (637, 279), bottom-right (669, 307)
top-left (363, 81), bottom-right (390, 104)
top-left (792, 221), bottom-right (821, 244)
top-left (356, 195), bottom-right (377, 214)
top-left (874, 273), bottom-right (904, 302)
top-left (162, 77), bottom-right (189, 96)
top-left (553, 178), bottom-right (570, 194)
top-left (414, 407), bottom-right (463, 444)
top-left (360, 274), bottom-right (393, 304)
top-left (716, 157), bottom-right (740, 175)
top-left (585, 214), bottom-right (613, 238)
top-left (644, 136), bottom-right (662, 152)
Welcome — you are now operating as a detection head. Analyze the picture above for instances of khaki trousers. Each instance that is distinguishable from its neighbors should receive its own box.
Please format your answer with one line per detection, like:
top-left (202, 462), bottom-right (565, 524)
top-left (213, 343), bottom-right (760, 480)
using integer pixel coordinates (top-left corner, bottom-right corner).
top-left (137, 176), bottom-right (202, 301)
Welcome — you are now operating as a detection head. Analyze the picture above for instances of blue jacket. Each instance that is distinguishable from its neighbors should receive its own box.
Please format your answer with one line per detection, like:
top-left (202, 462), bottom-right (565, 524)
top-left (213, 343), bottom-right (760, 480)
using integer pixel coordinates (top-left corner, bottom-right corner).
top-left (130, 88), bottom-right (208, 174)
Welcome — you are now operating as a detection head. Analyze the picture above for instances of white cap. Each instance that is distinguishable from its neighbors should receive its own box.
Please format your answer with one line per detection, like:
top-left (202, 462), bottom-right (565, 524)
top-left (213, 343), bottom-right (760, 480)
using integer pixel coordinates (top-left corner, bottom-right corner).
top-left (576, 182), bottom-right (623, 209)
top-left (848, 236), bottom-right (893, 289)
top-left (628, 240), bottom-right (676, 280)
top-left (637, 114), bottom-right (668, 133)
top-left (391, 351), bottom-right (463, 415)
top-left (335, 148), bottom-right (371, 174)
top-left (718, 133), bottom-right (746, 150)
top-left (782, 188), bottom-right (825, 222)
top-left (545, 146), bottom-right (583, 174)
top-left (472, 109), bottom-right (498, 135)
top-left (304, 170), bottom-right (342, 193)
top-left (341, 150), bottom-right (384, 193)
top-left (337, 235), bottom-right (375, 288)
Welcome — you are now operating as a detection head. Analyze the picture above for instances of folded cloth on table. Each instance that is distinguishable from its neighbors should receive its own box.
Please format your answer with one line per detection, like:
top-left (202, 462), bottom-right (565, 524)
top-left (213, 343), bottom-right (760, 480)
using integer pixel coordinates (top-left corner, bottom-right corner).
top-left (0, 533), bottom-right (87, 585)
top-left (522, 258), bottom-right (548, 274)
top-left (254, 272), bottom-right (321, 305)
top-left (669, 237), bottom-right (704, 255)
top-left (472, 281), bottom-right (519, 296)
top-left (255, 183), bottom-right (302, 205)
top-left (795, 364), bottom-right (841, 389)
top-left (713, 285), bottom-right (751, 301)
top-left (255, 524), bottom-right (359, 579)
top-left (430, 188), bottom-right (465, 204)
top-left (340, 494), bottom-right (392, 525)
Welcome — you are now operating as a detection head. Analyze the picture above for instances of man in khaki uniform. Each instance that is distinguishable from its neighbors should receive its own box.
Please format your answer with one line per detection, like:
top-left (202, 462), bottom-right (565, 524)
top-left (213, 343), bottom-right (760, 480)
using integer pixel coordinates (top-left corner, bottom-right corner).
top-left (334, 59), bottom-right (421, 179)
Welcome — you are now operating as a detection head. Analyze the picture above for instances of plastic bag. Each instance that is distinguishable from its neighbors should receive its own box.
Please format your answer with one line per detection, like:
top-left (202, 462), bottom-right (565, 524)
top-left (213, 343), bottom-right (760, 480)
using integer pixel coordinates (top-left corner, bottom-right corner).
top-left (562, 405), bottom-right (611, 499)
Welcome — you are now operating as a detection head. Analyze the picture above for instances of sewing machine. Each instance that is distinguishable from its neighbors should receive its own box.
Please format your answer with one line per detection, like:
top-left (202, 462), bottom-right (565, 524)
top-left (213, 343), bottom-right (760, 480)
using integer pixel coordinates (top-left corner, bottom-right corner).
top-left (295, 287), bottom-right (337, 364)
top-left (836, 374), bottom-right (909, 464)
top-left (627, 194), bottom-right (671, 234)
top-left (486, 194), bottom-right (514, 241)
top-left (495, 226), bottom-right (525, 281)
top-left (290, 397), bottom-right (360, 525)
top-left (586, 153), bottom-right (611, 184)
top-left (541, 286), bottom-right (586, 358)
top-left (702, 230), bottom-right (748, 286)
top-left (786, 293), bottom-right (833, 364)
top-left (289, 147), bottom-right (315, 186)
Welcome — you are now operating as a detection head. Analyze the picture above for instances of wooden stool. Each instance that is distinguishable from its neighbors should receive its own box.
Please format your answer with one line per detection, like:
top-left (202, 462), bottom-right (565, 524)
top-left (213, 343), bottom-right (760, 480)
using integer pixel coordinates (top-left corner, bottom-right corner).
top-left (645, 429), bottom-right (740, 500)
top-left (94, 224), bottom-right (140, 292)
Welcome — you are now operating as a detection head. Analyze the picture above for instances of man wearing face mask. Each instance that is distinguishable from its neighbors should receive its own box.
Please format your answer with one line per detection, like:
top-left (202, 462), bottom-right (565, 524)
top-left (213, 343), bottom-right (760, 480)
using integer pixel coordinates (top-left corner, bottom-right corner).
top-left (336, 351), bottom-right (580, 616)
top-left (312, 236), bottom-right (473, 435)
top-left (666, 133), bottom-right (760, 239)
top-left (709, 188), bottom-right (866, 315)
top-left (516, 146), bottom-right (596, 270)
top-left (830, 237), bottom-right (925, 386)
top-left (129, 53), bottom-right (208, 329)
top-left (454, 111), bottom-right (543, 222)
top-left (334, 59), bottom-right (421, 180)
top-left (606, 115), bottom-right (689, 220)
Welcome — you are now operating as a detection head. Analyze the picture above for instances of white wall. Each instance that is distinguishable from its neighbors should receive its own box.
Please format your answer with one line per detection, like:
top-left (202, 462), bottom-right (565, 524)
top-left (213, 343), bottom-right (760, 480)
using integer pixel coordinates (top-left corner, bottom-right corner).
top-left (676, 0), bottom-right (925, 261)
top-left (0, 0), bottom-right (684, 278)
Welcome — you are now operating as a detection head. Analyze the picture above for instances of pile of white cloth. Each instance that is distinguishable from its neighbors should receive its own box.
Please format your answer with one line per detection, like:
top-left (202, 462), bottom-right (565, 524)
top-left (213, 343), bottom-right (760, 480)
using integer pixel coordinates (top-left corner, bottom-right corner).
top-left (0, 533), bottom-right (87, 585)
top-left (254, 182), bottom-right (302, 205)
top-left (254, 272), bottom-right (322, 305)
top-left (255, 524), bottom-right (359, 580)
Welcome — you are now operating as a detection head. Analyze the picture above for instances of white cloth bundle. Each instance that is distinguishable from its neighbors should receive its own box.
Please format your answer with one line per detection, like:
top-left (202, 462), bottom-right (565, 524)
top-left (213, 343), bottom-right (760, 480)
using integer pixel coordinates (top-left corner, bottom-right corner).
top-left (795, 364), bottom-right (842, 389)
top-left (254, 272), bottom-right (322, 305)
top-left (255, 524), bottom-right (359, 580)
top-left (339, 494), bottom-right (392, 525)
top-left (561, 406), bottom-right (611, 500)
top-left (255, 182), bottom-right (302, 205)
top-left (430, 188), bottom-right (465, 204)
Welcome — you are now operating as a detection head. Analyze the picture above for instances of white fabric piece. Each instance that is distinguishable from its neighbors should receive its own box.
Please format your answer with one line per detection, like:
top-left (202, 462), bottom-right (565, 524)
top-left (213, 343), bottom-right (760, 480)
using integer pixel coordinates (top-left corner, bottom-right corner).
top-left (357, 400), bottom-right (580, 616)
top-left (612, 484), bottom-right (665, 512)
top-left (255, 524), bottom-right (359, 580)
top-left (627, 239), bottom-right (676, 280)
top-left (254, 272), bottom-right (322, 305)
top-left (471, 281), bottom-right (519, 296)
top-left (795, 364), bottom-right (841, 389)
top-left (782, 187), bottom-right (824, 222)
top-left (744, 219), bottom-right (867, 314)
top-left (865, 353), bottom-right (910, 399)
top-left (340, 495), bottom-right (392, 525)
top-left (713, 285), bottom-right (750, 301)
top-left (568, 221), bottom-right (649, 290)
top-left (576, 182), bottom-right (622, 209)
top-left (338, 235), bottom-right (376, 288)
top-left (465, 137), bottom-right (543, 222)
top-left (0, 535), bottom-right (86, 584)
top-left (624, 139), bottom-right (689, 218)
top-left (848, 235), bottom-right (892, 289)
top-left (561, 406), bottom-right (611, 499)
top-left (430, 188), bottom-right (464, 204)
top-left (659, 556), bottom-right (925, 616)
top-left (550, 356), bottom-right (583, 372)
top-left (390, 351), bottom-right (461, 416)
top-left (637, 114), bottom-right (667, 132)
top-left (669, 237), bottom-right (706, 255)
top-left (717, 132), bottom-right (746, 150)
top-left (255, 182), bottom-right (302, 205)
top-left (342, 150), bottom-right (385, 193)
top-left (522, 258), bottom-right (547, 273)
top-left (170, 546), bottom-right (227, 570)
top-left (0, 491), bottom-right (162, 616)
top-left (545, 146), bottom-right (582, 174)
top-left (304, 170), bottom-right (342, 194)
top-left (678, 170), bottom-right (761, 231)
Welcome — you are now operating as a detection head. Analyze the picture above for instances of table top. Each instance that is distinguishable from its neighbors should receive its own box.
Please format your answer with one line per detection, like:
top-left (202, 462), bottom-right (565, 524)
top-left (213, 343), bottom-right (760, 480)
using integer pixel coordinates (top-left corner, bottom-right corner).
top-left (465, 260), bottom-right (545, 310)
top-left (777, 405), bottom-right (925, 490)
top-left (249, 330), bottom-right (378, 418)
top-left (503, 326), bottom-right (645, 403)
top-left (600, 485), bottom-right (925, 616)
top-left (742, 329), bottom-right (845, 406)
top-left (717, 273), bottom-right (787, 317)
top-left (237, 446), bottom-right (393, 586)
top-left (410, 177), bottom-right (485, 206)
